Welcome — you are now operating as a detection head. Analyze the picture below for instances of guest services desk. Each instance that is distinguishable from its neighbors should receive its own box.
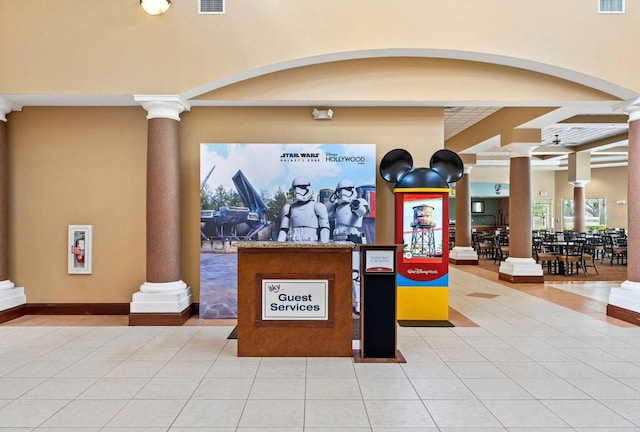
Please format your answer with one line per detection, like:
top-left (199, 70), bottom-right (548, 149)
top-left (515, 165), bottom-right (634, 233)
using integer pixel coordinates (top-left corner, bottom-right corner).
top-left (235, 241), bottom-right (354, 357)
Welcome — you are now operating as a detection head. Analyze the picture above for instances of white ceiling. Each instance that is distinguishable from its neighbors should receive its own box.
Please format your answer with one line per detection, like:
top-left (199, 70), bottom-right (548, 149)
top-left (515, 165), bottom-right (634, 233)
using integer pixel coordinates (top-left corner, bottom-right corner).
top-left (444, 106), bottom-right (502, 140)
top-left (444, 106), bottom-right (629, 170)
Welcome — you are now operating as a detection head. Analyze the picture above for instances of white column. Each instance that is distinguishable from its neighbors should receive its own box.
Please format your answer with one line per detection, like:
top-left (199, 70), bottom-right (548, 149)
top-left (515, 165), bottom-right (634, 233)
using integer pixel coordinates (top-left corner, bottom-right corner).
top-left (608, 102), bottom-right (640, 322)
top-left (0, 98), bottom-right (26, 313)
top-left (130, 95), bottom-right (193, 314)
top-left (450, 167), bottom-right (478, 263)
top-left (499, 143), bottom-right (543, 281)
top-left (570, 181), bottom-right (588, 233)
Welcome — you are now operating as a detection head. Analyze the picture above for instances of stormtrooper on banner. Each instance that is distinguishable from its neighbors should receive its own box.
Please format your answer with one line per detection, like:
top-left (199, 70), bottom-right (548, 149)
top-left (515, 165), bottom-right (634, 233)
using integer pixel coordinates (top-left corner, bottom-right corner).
top-left (326, 179), bottom-right (370, 315)
top-left (277, 176), bottom-right (330, 243)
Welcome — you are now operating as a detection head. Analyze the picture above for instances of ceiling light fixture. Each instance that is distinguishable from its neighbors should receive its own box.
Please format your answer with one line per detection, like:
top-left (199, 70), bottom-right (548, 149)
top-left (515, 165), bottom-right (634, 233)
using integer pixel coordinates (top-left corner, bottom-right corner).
top-left (141, 0), bottom-right (171, 15)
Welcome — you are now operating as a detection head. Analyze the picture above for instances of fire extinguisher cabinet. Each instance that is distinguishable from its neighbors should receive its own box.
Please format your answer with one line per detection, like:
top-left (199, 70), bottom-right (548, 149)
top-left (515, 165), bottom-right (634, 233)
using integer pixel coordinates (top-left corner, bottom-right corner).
top-left (355, 244), bottom-right (405, 362)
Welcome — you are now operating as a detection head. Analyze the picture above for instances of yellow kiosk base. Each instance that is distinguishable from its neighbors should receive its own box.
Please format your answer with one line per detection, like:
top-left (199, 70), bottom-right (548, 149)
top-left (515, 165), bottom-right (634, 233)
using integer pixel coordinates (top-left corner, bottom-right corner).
top-left (397, 287), bottom-right (449, 321)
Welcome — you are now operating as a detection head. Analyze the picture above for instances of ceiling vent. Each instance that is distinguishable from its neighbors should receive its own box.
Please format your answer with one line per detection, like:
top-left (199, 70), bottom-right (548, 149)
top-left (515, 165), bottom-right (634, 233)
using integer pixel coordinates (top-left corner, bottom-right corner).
top-left (199, 0), bottom-right (225, 14)
top-left (598, 0), bottom-right (624, 13)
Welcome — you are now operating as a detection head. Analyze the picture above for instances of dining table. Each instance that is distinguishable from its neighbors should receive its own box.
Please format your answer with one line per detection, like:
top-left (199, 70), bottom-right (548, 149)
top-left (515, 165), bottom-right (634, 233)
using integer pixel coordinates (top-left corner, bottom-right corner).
top-left (540, 240), bottom-right (586, 276)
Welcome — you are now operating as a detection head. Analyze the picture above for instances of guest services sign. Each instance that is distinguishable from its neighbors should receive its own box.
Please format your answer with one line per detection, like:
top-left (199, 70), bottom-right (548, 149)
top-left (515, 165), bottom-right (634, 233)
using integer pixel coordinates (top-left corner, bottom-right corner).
top-left (262, 279), bottom-right (329, 320)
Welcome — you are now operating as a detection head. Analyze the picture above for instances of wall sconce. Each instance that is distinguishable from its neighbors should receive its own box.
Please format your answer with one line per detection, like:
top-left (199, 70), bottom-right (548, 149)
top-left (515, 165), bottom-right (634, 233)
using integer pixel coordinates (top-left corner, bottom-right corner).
top-left (617, 200), bottom-right (626, 205)
top-left (312, 108), bottom-right (333, 120)
top-left (141, 0), bottom-right (171, 15)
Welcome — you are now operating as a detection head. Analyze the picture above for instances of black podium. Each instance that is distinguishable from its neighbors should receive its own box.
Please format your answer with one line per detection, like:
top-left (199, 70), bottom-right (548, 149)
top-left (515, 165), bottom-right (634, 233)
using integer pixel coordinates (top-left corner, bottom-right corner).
top-left (354, 244), bottom-right (405, 363)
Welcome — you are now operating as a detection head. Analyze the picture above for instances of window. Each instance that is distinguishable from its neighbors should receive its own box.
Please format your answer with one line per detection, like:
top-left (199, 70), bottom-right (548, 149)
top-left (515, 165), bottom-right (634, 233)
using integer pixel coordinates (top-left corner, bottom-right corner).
top-left (471, 201), bottom-right (485, 213)
top-left (561, 198), bottom-right (607, 231)
top-left (599, 0), bottom-right (625, 13)
top-left (532, 199), bottom-right (553, 231)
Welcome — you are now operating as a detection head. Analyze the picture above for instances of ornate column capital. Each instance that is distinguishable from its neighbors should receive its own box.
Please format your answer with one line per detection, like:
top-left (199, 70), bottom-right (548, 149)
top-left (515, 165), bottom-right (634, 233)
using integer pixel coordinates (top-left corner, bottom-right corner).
top-left (618, 97), bottom-right (640, 122)
top-left (0, 97), bottom-right (23, 122)
top-left (569, 181), bottom-right (588, 187)
top-left (502, 142), bottom-right (537, 157)
top-left (134, 95), bottom-right (191, 121)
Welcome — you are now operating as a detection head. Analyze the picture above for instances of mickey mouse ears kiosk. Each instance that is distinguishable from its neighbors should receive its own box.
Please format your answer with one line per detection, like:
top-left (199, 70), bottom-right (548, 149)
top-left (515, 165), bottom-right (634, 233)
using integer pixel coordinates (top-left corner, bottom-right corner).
top-left (380, 149), bottom-right (464, 323)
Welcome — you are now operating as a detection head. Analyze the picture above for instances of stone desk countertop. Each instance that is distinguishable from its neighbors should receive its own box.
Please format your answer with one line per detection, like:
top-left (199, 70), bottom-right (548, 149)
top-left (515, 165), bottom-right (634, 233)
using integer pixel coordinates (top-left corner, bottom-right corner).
top-left (233, 240), bottom-right (355, 249)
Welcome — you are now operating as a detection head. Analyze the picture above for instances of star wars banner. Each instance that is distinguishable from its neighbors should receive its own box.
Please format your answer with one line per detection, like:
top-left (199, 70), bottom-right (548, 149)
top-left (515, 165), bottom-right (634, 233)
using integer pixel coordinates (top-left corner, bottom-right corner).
top-left (200, 143), bottom-right (376, 319)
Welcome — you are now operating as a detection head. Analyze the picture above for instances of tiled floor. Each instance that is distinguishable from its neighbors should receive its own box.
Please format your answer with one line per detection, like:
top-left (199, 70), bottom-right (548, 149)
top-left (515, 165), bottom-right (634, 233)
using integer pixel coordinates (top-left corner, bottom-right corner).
top-left (1, 265), bottom-right (639, 431)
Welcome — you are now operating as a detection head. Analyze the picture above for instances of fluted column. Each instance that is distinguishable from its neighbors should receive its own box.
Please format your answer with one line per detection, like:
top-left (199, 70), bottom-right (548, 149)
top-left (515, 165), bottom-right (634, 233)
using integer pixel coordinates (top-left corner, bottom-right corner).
top-left (498, 144), bottom-right (543, 283)
top-left (608, 102), bottom-right (640, 324)
top-left (0, 97), bottom-right (26, 319)
top-left (572, 182), bottom-right (586, 233)
top-left (130, 95), bottom-right (193, 325)
top-left (449, 167), bottom-right (478, 264)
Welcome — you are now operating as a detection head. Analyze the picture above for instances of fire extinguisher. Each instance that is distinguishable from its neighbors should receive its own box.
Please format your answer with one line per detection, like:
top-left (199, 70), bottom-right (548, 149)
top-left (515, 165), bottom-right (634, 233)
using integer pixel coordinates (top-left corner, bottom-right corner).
top-left (74, 238), bottom-right (85, 264)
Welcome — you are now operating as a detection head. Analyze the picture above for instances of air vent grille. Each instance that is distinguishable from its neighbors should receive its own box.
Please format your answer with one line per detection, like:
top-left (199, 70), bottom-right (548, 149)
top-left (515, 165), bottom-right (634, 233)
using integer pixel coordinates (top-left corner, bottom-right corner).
top-left (598, 0), bottom-right (624, 13)
top-left (199, 0), bottom-right (225, 14)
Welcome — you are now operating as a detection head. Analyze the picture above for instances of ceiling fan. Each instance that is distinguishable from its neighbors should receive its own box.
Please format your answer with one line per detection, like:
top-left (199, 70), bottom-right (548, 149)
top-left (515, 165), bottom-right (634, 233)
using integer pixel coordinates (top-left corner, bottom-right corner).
top-left (547, 134), bottom-right (577, 146)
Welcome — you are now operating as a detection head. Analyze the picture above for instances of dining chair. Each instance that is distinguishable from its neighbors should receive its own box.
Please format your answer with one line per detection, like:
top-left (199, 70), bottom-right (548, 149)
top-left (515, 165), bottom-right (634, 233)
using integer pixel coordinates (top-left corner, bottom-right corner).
top-left (582, 238), bottom-right (600, 275)
top-left (472, 232), bottom-right (494, 259)
top-left (493, 235), bottom-right (509, 264)
top-left (603, 235), bottom-right (627, 265)
top-left (556, 240), bottom-right (586, 277)
top-left (533, 242), bottom-right (559, 275)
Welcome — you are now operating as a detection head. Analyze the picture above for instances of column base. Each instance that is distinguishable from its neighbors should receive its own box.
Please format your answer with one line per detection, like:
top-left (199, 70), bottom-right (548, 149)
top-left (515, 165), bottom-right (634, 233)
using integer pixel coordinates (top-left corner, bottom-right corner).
top-left (607, 280), bottom-right (640, 326)
top-left (499, 257), bottom-right (544, 283)
top-left (0, 283), bottom-right (27, 311)
top-left (129, 283), bottom-right (193, 326)
top-left (449, 246), bottom-right (479, 265)
top-left (0, 283), bottom-right (27, 323)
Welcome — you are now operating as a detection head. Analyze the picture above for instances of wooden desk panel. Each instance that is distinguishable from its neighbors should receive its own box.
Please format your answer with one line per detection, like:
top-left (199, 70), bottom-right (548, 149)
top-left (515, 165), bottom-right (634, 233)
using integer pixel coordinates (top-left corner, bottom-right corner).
top-left (236, 242), bottom-right (354, 357)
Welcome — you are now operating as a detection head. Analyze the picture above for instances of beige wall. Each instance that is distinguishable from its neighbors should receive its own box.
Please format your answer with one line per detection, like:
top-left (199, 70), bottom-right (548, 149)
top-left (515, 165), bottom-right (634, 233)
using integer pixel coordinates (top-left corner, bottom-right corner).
top-left (554, 166), bottom-right (628, 231)
top-left (8, 107), bottom-right (148, 303)
top-left (7, 106), bottom-right (443, 303)
top-left (199, 58), bottom-right (614, 103)
top-left (7, 69), bottom-right (626, 305)
top-left (2, 1), bottom-right (639, 95)
top-left (5, 108), bottom-right (630, 305)
top-left (472, 166), bottom-right (510, 184)
top-left (532, 168), bottom-right (557, 214)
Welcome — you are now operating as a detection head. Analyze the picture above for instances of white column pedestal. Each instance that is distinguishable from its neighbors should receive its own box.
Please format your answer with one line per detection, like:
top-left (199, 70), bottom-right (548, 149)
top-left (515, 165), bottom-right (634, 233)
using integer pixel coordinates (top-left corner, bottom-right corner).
top-left (499, 257), bottom-right (544, 282)
top-left (609, 280), bottom-right (640, 313)
top-left (449, 246), bottom-right (478, 264)
top-left (0, 280), bottom-right (26, 311)
top-left (130, 280), bottom-right (192, 313)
